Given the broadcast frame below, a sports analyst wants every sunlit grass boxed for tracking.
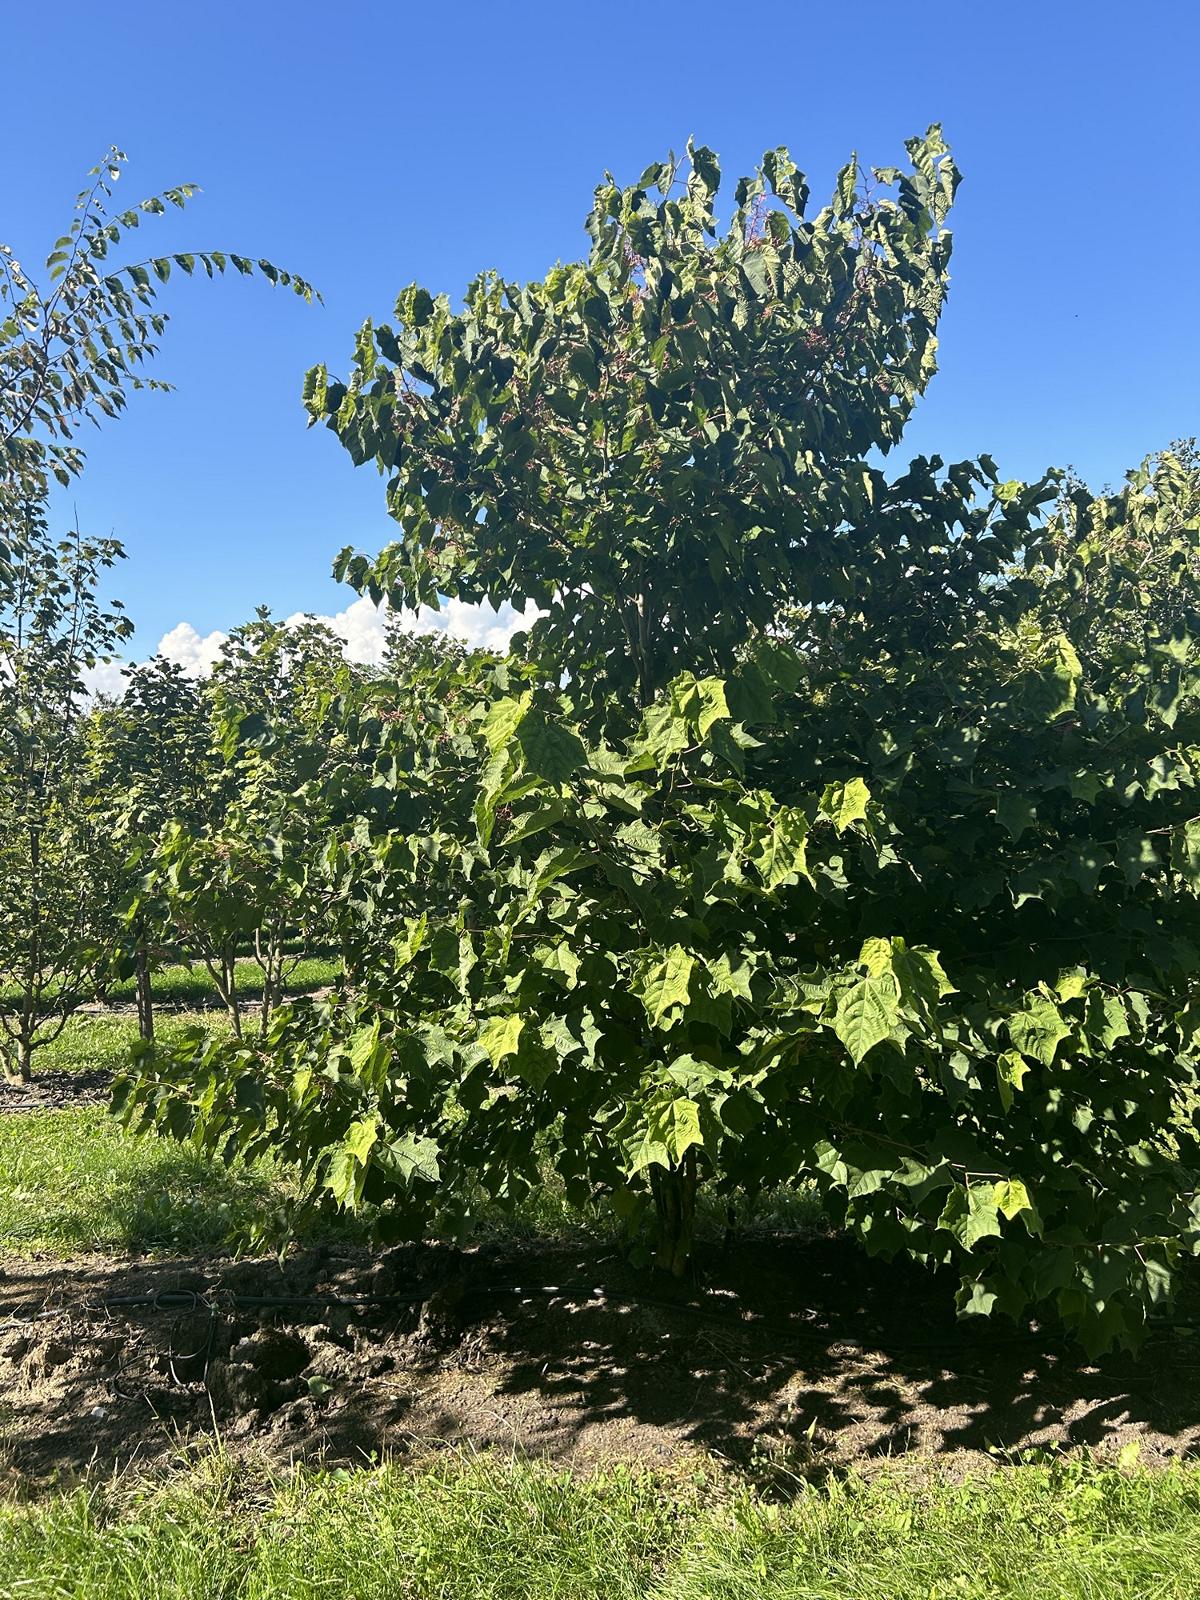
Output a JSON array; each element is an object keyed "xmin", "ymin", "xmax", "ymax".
[
  {"xmin": 1, "ymin": 1451, "xmax": 1197, "ymax": 1600},
  {"xmin": 0, "ymin": 954, "xmax": 339, "ymax": 1013},
  {"xmin": 0, "ymin": 1107, "xmax": 313, "ymax": 1255}
]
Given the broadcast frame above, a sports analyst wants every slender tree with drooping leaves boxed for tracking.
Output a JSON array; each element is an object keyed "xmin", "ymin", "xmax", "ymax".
[
  {"xmin": 1, "ymin": 146, "xmax": 317, "ymax": 508},
  {"xmin": 0, "ymin": 149, "xmax": 317, "ymax": 1070}
]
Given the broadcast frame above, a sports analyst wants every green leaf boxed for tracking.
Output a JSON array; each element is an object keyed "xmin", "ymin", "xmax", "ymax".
[
  {"xmin": 516, "ymin": 709, "xmax": 587, "ymax": 784},
  {"xmin": 636, "ymin": 947, "xmax": 696, "ymax": 1030},
  {"xmin": 821, "ymin": 776, "xmax": 872, "ymax": 832},
  {"xmin": 747, "ymin": 806, "xmax": 810, "ymax": 890},
  {"xmin": 344, "ymin": 1116, "xmax": 379, "ymax": 1164},
  {"xmin": 993, "ymin": 1177, "xmax": 1038, "ymax": 1229},
  {"xmin": 833, "ymin": 975, "xmax": 901, "ymax": 1065},
  {"xmin": 995, "ymin": 792, "xmax": 1037, "ymax": 841},
  {"xmin": 384, "ymin": 1133, "xmax": 441, "ymax": 1185},
  {"xmin": 938, "ymin": 1185, "xmax": 1001, "ymax": 1249},
  {"xmin": 482, "ymin": 693, "xmax": 531, "ymax": 755},
  {"xmin": 995, "ymin": 1050, "xmax": 1029, "ymax": 1112},
  {"xmin": 480, "ymin": 1014, "xmax": 525, "ymax": 1066},
  {"xmin": 627, "ymin": 1096, "xmax": 706, "ymax": 1172},
  {"xmin": 1008, "ymin": 996, "xmax": 1071, "ymax": 1066}
]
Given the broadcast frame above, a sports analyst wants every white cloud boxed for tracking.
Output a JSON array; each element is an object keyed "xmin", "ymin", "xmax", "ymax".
[
  {"xmin": 284, "ymin": 594, "xmax": 542, "ymax": 665},
  {"xmin": 106, "ymin": 596, "xmax": 544, "ymax": 688},
  {"xmin": 76, "ymin": 596, "xmax": 541, "ymax": 703},
  {"xmin": 158, "ymin": 621, "xmax": 229, "ymax": 677},
  {"xmin": 80, "ymin": 658, "xmax": 129, "ymax": 700}
]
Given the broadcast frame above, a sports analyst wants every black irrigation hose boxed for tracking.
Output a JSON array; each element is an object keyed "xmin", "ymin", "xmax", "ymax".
[{"xmin": 2, "ymin": 1280, "xmax": 1198, "ymax": 1350}]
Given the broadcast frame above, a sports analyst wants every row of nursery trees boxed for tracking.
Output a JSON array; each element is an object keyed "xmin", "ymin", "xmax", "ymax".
[
  {"xmin": 4, "ymin": 133, "xmax": 1200, "ymax": 1352},
  {"xmin": 0, "ymin": 547, "xmax": 429, "ymax": 1073}
]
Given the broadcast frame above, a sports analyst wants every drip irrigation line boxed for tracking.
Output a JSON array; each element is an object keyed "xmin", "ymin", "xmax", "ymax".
[{"xmin": 1, "ymin": 1279, "xmax": 1197, "ymax": 1349}]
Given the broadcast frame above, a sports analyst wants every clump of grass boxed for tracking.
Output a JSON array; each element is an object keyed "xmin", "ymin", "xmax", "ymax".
[
  {"xmin": 1, "ymin": 1451, "xmax": 1198, "ymax": 1600},
  {"xmin": 663, "ymin": 1448, "xmax": 1200, "ymax": 1598}
]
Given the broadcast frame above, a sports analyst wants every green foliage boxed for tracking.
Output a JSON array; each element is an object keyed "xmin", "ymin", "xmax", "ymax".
[
  {"xmin": 0, "ymin": 509, "xmax": 132, "ymax": 1080},
  {"xmin": 1, "ymin": 147, "xmax": 316, "ymax": 505},
  {"xmin": 1, "ymin": 151, "xmax": 317, "ymax": 1066},
  {"xmin": 120, "ymin": 131, "xmax": 1200, "ymax": 1351},
  {"xmin": 310, "ymin": 129, "xmax": 958, "ymax": 713},
  {"xmin": 116, "ymin": 613, "xmax": 355, "ymax": 1037}
]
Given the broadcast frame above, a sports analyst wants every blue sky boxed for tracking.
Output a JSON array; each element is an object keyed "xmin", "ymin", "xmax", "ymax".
[{"xmin": 7, "ymin": 0, "xmax": 1199, "ymax": 665}]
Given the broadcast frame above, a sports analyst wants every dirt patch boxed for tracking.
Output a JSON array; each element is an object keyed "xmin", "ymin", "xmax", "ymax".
[
  {"xmin": 2, "ymin": 1235, "xmax": 1198, "ymax": 1489},
  {"xmin": 0, "ymin": 1069, "xmax": 113, "ymax": 1115}
]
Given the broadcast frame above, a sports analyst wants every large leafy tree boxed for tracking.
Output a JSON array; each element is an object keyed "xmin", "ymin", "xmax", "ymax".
[{"xmin": 120, "ymin": 138, "xmax": 1200, "ymax": 1350}]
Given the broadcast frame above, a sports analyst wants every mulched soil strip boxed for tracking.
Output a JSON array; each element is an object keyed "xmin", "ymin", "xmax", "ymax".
[
  {"xmin": 0, "ymin": 1068, "xmax": 113, "ymax": 1114},
  {"xmin": 2, "ymin": 1237, "xmax": 1199, "ymax": 1486}
]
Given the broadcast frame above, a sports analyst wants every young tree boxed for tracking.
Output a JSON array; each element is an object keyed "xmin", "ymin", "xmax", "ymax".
[
  {"xmin": 131, "ymin": 614, "xmax": 355, "ymax": 1037},
  {"xmin": 86, "ymin": 657, "xmax": 214, "ymax": 1038},
  {"xmin": 0, "ymin": 505, "xmax": 131, "ymax": 1081},
  {"xmin": 1, "ymin": 150, "xmax": 316, "ymax": 1068},
  {"xmin": 1, "ymin": 148, "xmax": 316, "ymax": 508}
]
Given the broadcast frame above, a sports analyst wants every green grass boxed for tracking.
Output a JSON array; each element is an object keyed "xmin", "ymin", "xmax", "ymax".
[
  {"xmin": 0, "ymin": 1107, "xmax": 307, "ymax": 1255},
  {"xmin": 33, "ymin": 1012, "xmax": 226, "ymax": 1076},
  {"xmin": 1, "ymin": 955, "xmax": 340, "ymax": 1013},
  {"xmin": 0, "ymin": 1452, "xmax": 1197, "ymax": 1599},
  {"xmin": 1, "ymin": 1013, "xmax": 363, "ymax": 1256},
  {"xmin": 102, "ymin": 954, "xmax": 339, "ymax": 1010}
]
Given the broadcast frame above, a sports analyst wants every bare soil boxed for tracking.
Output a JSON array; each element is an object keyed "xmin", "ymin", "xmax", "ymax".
[
  {"xmin": 0, "ymin": 1070, "xmax": 114, "ymax": 1115},
  {"xmin": 2, "ymin": 1235, "xmax": 1198, "ymax": 1489}
]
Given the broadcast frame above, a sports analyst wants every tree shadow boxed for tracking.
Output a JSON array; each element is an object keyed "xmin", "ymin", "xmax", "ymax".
[{"xmin": 1, "ymin": 1235, "xmax": 1197, "ymax": 1484}]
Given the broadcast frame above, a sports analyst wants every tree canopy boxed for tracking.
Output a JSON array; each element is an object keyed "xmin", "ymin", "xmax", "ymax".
[{"xmin": 114, "ymin": 133, "xmax": 1200, "ymax": 1352}]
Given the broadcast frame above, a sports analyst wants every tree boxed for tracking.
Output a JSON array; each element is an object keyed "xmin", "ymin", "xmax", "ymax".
[
  {"xmin": 86, "ymin": 656, "xmax": 214, "ymax": 1038},
  {"xmin": 0, "ymin": 505, "xmax": 131, "ymax": 1081},
  {"xmin": 2, "ymin": 148, "xmax": 316, "ymax": 509},
  {"xmin": 119, "ymin": 136, "xmax": 1200, "ymax": 1350},
  {"xmin": 129, "ymin": 613, "xmax": 355, "ymax": 1037},
  {"xmin": 0, "ymin": 150, "xmax": 316, "ymax": 1069},
  {"xmin": 309, "ymin": 128, "xmax": 958, "ymax": 716}
]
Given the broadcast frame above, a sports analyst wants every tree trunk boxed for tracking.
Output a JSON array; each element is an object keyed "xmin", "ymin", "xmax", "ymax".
[
  {"xmin": 223, "ymin": 946, "xmax": 242, "ymax": 1038},
  {"xmin": 651, "ymin": 1150, "xmax": 698, "ymax": 1277},
  {"xmin": 8, "ymin": 1038, "xmax": 34, "ymax": 1086},
  {"xmin": 135, "ymin": 945, "xmax": 154, "ymax": 1042}
]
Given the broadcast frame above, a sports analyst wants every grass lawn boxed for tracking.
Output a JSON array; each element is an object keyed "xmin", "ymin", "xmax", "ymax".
[
  {"xmin": 0, "ymin": 1012, "xmax": 360, "ymax": 1255},
  {"xmin": 0, "ymin": 954, "xmax": 340, "ymax": 1014},
  {"xmin": 1, "ymin": 1451, "xmax": 1198, "ymax": 1599},
  {"xmin": 32, "ymin": 1011, "xmax": 229, "ymax": 1076},
  {"xmin": 103, "ymin": 953, "xmax": 340, "ymax": 1009},
  {"xmin": 0, "ymin": 1106, "xmax": 310, "ymax": 1255}
]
